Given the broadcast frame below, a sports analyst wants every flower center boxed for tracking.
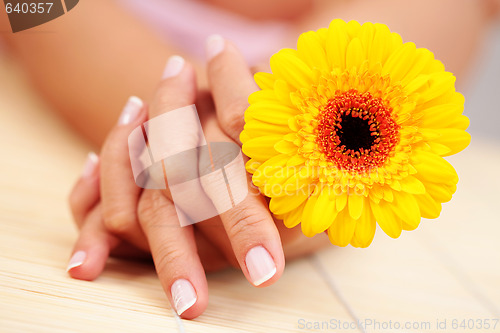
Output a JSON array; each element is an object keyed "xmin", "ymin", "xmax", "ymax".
[
  {"xmin": 337, "ymin": 112, "xmax": 375, "ymax": 151},
  {"xmin": 316, "ymin": 90, "xmax": 400, "ymax": 171}
]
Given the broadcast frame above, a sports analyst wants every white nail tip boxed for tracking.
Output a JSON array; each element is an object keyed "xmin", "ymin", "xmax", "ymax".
[
  {"xmin": 163, "ymin": 55, "xmax": 185, "ymax": 79},
  {"xmin": 66, "ymin": 251, "xmax": 86, "ymax": 272},
  {"xmin": 245, "ymin": 246, "xmax": 277, "ymax": 286},
  {"xmin": 252, "ymin": 266, "xmax": 277, "ymax": 286},
  {"xmin": 171, "ymin": 279, "xmax": 197, "ymax": 316},
  {"xmin": 128, "ymin": 96, "xmax": 143, "ymax": 109},
  {"xmin": 118, "ymin": 96, "xmax": 143, "ymax": 125},
  {"xmin": 206, "ymin": 34, "xmax": 225, "ymax": 60},
  {"xmin": 176, "ymin": 297, "xmax": 197, "ymax": 316}
]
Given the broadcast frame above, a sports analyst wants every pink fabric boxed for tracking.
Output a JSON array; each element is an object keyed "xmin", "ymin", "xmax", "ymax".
[{"xmin": 118, "ymin": 0, "xmax": 291, "ymax": 65}]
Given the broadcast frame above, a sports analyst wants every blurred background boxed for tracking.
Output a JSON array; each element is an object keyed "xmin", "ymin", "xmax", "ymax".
[{"xmin": 464, "ymin": 21, "xmax": 500, "ymax": 142}]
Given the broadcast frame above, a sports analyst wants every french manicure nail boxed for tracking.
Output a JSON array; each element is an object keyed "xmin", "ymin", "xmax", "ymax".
[
  {"xmin": 245, "ymin": 246, "xmax": 277, "ymax": 286},
  {"xmin": 171, "ymin": 279, "xmax": 197, "ymax": 316},
  {"xmin": 82, "ymin": 152, "xmax": 98, "ymax": 179},
  {"xmin": 162, "ymin": 55, "xmax": 185, "ymax": 79},
  {"xmin": 118, "ymin": 96, "xmax": 143, "ymax": 125},
  {"xmin": 66, "ymin": 251, "xmax": 86, "ymax": 272},
  {"xmin": 206, "ymin": 34, "xmax": 225, "ymax": 60}
]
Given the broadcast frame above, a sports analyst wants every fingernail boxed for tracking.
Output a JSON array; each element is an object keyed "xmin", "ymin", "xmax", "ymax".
[
  {"xmin": 66, "ymin": 251, "xmax": 86, "ymax": 272},
  {"xmin": 171, "ymin": 279, "xmax": 197, "ymax": 316},
  {"xmin": 118, "ymin": 96, "xmax": 143, "ymax": 125},
  {"xmin": 82, "ymin": 152, "xmax": 99, "ymax": 179},
  {"xmin": 162, "ymin": 55, "xmax": 185, "ymax": 79},
  {"xmin": 206, "ymin": 34, "xmax": 225, "ymax": 60},
  {"xmin": 245, "ymin": 246, "xmax": 277, "ymax": 286}
]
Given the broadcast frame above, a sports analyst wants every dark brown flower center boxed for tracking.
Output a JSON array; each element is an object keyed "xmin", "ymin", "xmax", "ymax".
[{"xmin": 316, "ymin": 90, "xmax": 400, "ymax": 171}]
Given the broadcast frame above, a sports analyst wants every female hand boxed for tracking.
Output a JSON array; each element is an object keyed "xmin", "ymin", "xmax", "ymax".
[{"xmin": 68, "ymin": 36, "xmax": 330, "ymax": 319}]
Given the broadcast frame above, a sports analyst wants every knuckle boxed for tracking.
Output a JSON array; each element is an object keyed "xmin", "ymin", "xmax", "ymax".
[
  {"xmin": 137, "ymin": 190, "xmax": 170, "ymax": 228},
  {"xmin": 155, "ymin": 246, "xmax": 187, "ymax": 277},
  {"xmin": 225, "ymin": 206, "xmax": 267, "ymax": 241},
  {"xmin": 102, "ymin": 209, "xmax": 137, "ymax": 235}
]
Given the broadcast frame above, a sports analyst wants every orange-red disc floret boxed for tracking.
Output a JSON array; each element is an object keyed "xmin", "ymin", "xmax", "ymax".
[{"xmin": 316, "ymin": 90, "xmax": 400, "ymax": 172}]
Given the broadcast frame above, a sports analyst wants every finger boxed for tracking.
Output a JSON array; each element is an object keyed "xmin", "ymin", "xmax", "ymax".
[
  {"xmin": 201, "ymin": 116, "xmax": 285, "ymax": 287},
  {"xmin": 206, "ymin": 35, "xmax": 259, "ymax": 144},
  {"xmin": 218, "ymin": 180, "xmax": 285, "ymax": 287},
  {"xmin": 100, "ymin": 96, "xmax": 149, "ymax": 251},
  {"xmin": 150, "ymin": 55, "xmax": 197, "ymax": 118},
  {"xmin": 67, "ymin": 204, "xmax": 120, "ymax": 281},
  {"xmin": 138, "ymin": 190, "xmax": 208, "ymax": 319},
  {"xmin": 68, "ymin": 152, "xmax": 100, "ymax": 228},
  {"xmin": 146, "ymin": 56, "xmax": 213, "ymax": 229}
]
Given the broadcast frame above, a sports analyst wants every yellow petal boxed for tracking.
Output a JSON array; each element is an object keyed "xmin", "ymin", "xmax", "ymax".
[
  {"xmin": 242, "ymin": 135, "xmax": 282, "ymax": 160},
  {"xmin": 414, "ymin": 192, "xmax": 442, "ymax": 219},
  {"xmin": 326, "ymin": 19, "xmax": 349, "ymax": 71},
  {"xmin": 401, "ymin": 48, "xmax": 434, "ymax": 85},
  {"xmin": 248, "ymin": 89, "xmax": 278, "ymax": 104},
  {"xmin": 400, "ymin": 176, "xmax": 426, "ymax": 194},
  {"xmin": 346, "ymin": 20, "xmax": 362, "ymax": 38},
  {"xmin": 245, "ymin": 159, "xmax": 261, "ymax": 174},
  {"xmin": 382, "ymin": 42, "xmax": 417, "ymax": 83},
  {"xmin": 359, "ymin": 22, "xmax": 375, "ymax": 60},
  {"xmin": 369, "ymin": 23, "xmax": 393, "ymax": 67},
  {"xmin": 424, "ymin": 182, "xmax": 455, "ymax": 203},
  {"xmin": 427, "ymin": 142, "xmax": 452, "ymax": 156},
  {"xmin": 274, "ymin": 140, "xmax": 298, "ymax": 155},
  {"xmin": 240, "ymin": 130, "xmax": 251, "ymax": 144},
  {"xmin": 286, "ymin": 154, "xmax": 306, "ymax": 167},
  {"xmin": 265, "ymin": 166, "xmax": 296, "ymax": 190},
  {"xmin": 383, "ymin": 186, "xmax": 394, "ymax": 202},
  {"xmin": 348, "ymin": 194, "xmax": 364, "ymax": 220},
  {"xmin": 418, "ymin": 72, "xmax": 456, "ymax": 104},
  {"xmin": 312, "ymin": 187, "xmax": 339, "ymax": 233},
  {"xmin": 252, "ymin": 154, "xmax": 289, "ymax": 185},
  {"xmin": 254, "ymin": 72, "xmax": 275, "ymax": 90},
  {"xmin": 327, "ymin": 208, "xmax": 357, "ymax": 247},
  {"xmin": 302, "ymin": 194, "xmax": 319, "ymax": 237},
  {"xmin": 346, "ymin": 38, "xmax": 364, "ymax": 70},
  {"xmin": 429, "ymin": 129, "xmax": 471, "ymax": 156},
  {"xmin": 270, "ymin": 187, "xmax": 312, "ymax": 215},
  {"xmin": 274, "ymin": 79, "xmax": 295, "ymax": 107},
  {"xmin": 391, "ymin": 191, "xmax": 421, "ymax": 228},
  {"xmin": 282, "ymin": 201, "xmax": 306, "ymax": 228},
  {"xmin": 243, "ymin": 121, "xmax": 290, "ymax": 138},
  {"xmin": 245, "ymin": 103, "xmax": 298, "ymax": 125},
  {"xmin": 282, "ymin": 169, "xmax": 314, "ymax": 192},
  {"xmin": 370, "ymin": 199, "xmax": 402, "ymax": 239},
  {"xmin": 411, "ymin": 151, "xmax": 458, "ymax": 183},
  {"xmin": 335, "ymin": 191, "xmax": 348, "ymax": 211},
  {"xmin": 270, "ymin": 49, "xmax": 314, "ymax": 90},
  {"xmin": 297, "ymin": 31, "xmax": 329, "ymax": 71},
  {"xmin": 446, "ymin": 115, "xmax": 470, "ymax": 131},
  {"xmin": 418, "ymin": 104, "xmax": 464, "ymax": 128},
  {"xmin": 402, "ymin": 220, "xmax": 420, "ymax": 231},
  {"xmin": 351, "ymin": 203, "xmax": 376, "ymax": 248}
]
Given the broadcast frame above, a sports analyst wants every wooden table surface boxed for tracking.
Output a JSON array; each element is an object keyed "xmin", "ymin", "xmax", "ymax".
[{"xmin": 1, "ymin": 53, "xmax": 499, "ymax": 333}]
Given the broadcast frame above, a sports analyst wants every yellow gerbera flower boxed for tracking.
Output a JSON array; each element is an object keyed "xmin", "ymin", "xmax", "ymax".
[{"xmin": 240, "ymin": 19, "xmax": 471, "ymax": 248}]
